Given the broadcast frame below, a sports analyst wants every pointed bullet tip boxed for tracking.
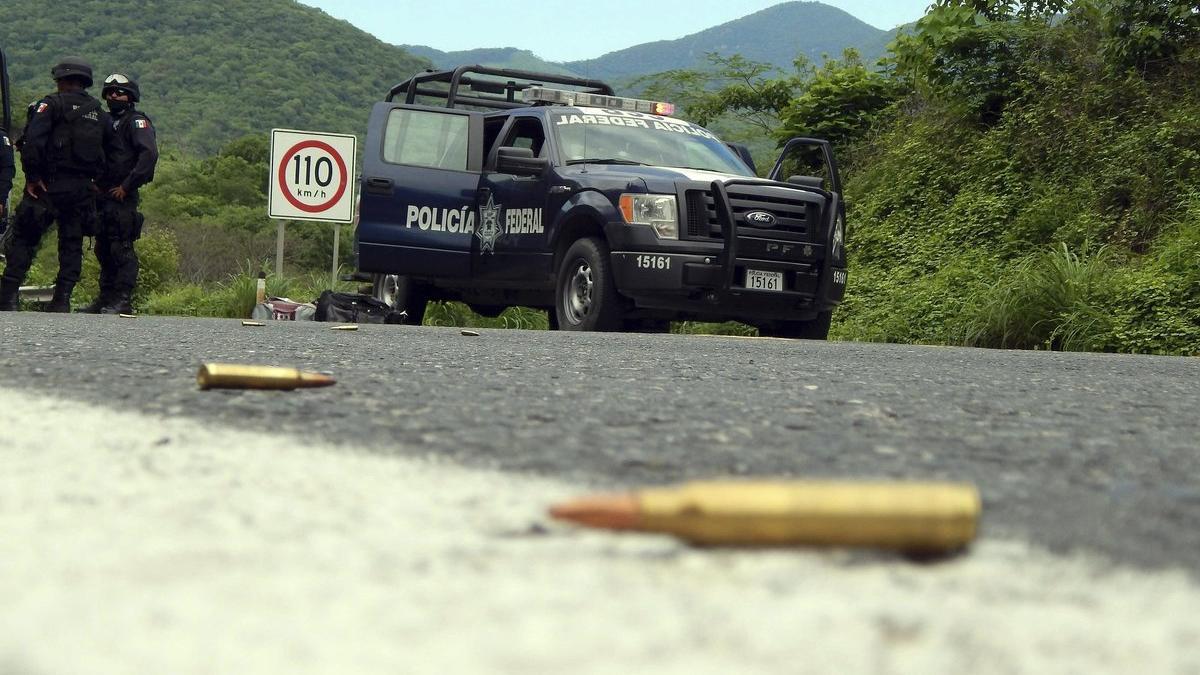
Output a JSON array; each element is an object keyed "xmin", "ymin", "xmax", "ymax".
[{"xmin": 549, "ymin": 493, "xmax": 640, "ymax": 530}]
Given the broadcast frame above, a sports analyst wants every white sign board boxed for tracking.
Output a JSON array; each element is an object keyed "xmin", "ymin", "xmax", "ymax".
[{"xmin": 269, "ymin": 129, "xmax": 357, "ymax": 223}]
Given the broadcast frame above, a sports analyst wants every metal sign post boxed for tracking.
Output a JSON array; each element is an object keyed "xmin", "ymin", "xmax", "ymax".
[{"xmin": 267, "ymin": 128, "xmax": 357, "ymax": 286}]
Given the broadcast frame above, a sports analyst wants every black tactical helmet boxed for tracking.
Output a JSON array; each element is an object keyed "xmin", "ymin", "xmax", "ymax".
[
  {"xmin": 102, "ymin": 73, "xmax": 140, "ymax": 102},
  {"xmin": 50, "ymin": 57, "xmax": 94, "ymax": 87}
]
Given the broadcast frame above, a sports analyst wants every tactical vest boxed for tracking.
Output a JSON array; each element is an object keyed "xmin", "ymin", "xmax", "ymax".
[
  {"xmin": 48, "ymin": 91, "xmax": 105, "ymax": 178},
  {"xmin": 104, "ymin": 111, "xmax": 152, "ymax": 187}
]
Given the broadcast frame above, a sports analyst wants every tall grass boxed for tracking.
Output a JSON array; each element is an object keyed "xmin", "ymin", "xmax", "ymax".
[
  {"xmin": 423, "ymin": 302, "xmax": 550, "ymax": 330},
  {"xmin": 958, "ymin": 243, "xmax": 1115, "ymax": 350},
  {"xmin": 141, "ymin": 263, "xmax": 355, "ymax": 318}
]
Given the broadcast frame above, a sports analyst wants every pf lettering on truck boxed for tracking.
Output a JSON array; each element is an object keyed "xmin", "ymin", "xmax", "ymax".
[{"xmin": 353, "ymin": 65, "xmax": 847, "ymax": 338}]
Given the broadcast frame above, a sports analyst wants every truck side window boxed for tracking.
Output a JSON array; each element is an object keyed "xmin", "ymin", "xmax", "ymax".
[
  {"xmin": 501, "ymin": 117, "xmax": 547, "ymax": 159},
  {"xmin": 383, "ymin": 109, "xmax": 470, "ymax": 171},
  {"xmin": 775, "ymin": 148, "xmax": 828, "ymax": 190}
]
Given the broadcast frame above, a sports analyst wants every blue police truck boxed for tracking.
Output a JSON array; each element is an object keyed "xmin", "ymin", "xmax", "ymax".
[{"xmin": 355, "ymin": 66, "xmax": 847, "ymax": 338}]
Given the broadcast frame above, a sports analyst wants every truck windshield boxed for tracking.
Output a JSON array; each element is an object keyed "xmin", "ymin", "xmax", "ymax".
[{"xmin": 551, "ymin": 109, "xmax": 753, "ymax": 176}]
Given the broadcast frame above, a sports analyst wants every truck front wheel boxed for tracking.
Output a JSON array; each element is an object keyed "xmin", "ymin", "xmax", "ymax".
[
  {"xmin": 555, "ymin": 237, "xmax": 622, "ymax": 332},
  {"xmin": 372, "ymin": 273, "xmax": 427, "ymax": 326}
]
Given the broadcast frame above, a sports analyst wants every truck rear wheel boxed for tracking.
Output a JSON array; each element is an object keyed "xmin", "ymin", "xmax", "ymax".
[
  {"xmin": 372, "ymin": 273, "xmax": 427, "ymax": 326},
  {"xmin": 555, "ymin": 237, "xmax": 622, "ymax": 332},
  {"xmin": 758, "ymin": 311, "xmax": 832, "ymax": 340}
]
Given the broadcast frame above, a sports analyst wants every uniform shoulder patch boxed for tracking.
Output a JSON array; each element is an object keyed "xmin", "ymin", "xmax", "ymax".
[
  {"xmin": 134, "ymin": 118, "xmax": 150, "ymax": 129},
  {"xmin": 2, "ymin": 135, "xmax": 10, "ymax": 146},
  {"xmin": 36, "ymin": 102, "xmax": 50, "ymax": 114}
]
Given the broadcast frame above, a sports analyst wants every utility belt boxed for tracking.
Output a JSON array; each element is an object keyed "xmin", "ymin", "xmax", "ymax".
[{"xmin": 47, "ymin": 171, "xmax": 99, "ymax": 188}]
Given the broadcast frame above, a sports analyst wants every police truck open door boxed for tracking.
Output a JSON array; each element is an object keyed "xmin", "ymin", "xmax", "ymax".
[{"xmin": 0, "ymin": 48, "xmax": 11, "ymax": 138}]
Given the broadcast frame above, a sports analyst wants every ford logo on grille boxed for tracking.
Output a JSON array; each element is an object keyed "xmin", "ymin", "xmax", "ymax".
[{"xmin": 745, "ymin": 210, "xmax": 777, "ymax": 227}]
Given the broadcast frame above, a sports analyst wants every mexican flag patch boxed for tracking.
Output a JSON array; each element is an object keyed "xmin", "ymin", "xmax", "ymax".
[
  {"xmin": 134, "ymin": 118, "xmax": 150, "ymax": 129},
  {"xmin": 36, "ymin": 102, "xmax": 49, "ymax": 114}
]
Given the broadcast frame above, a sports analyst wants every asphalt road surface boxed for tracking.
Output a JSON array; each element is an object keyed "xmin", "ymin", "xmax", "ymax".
[{"xmin": 2, "ymin": 313, "xmax": 1198, "ymax": 673}]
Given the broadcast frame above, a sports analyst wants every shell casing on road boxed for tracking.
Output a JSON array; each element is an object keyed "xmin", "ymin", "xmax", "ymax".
[
  {"xmin": 639, "ymin": 481, "xmax": 980, "ymax": 551},
  {"xmin": 196, "ymin": 363, "xmax": 336, "ymax": 391},
  {"xmin": 241, "ymin": 320, "xmax": 265, "ymax": 327},
  {"xmin": 553, "ymin": 481, "xmax": 980, "ymax": 552},
  {"xmin": 331, "ymin": 324, "xmax": 359, "ymax": 331}
]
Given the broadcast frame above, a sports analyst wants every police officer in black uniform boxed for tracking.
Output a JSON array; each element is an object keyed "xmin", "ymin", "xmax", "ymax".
[
  {"xmin": 1, "ymin": 102, "xmax": 49, "ymax": 263},
  {"xmin": 0, "ymin": 57, "xmax": 110, "ymax": 312},
  {"xmin": 84, "ymin": 73, "xmax": 158, "ymax": 314}
]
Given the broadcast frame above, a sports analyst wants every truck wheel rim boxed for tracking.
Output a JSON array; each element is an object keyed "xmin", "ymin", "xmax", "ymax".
[
  {"xmin": 565, "ymin": 261, "xmax": 593, "ymax": 323},
  {"xmin": 375, "ymin": 274, "xmax": 399, "ymax": 308}
]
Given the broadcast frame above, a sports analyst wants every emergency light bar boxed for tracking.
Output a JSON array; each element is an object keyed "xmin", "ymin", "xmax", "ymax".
[{"xmin": 522, "ymin": 86, "xmax": 676, "ymax": 116}]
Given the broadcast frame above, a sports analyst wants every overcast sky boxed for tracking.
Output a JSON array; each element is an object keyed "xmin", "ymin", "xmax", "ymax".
[{"xmin": 300, "ymin": 1, "xmax": 932, "ymax": 62}]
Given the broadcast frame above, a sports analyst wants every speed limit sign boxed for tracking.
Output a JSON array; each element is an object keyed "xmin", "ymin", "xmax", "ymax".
[{"xmin": 269, "ymin": 129, "xmax": 356, "ymax": 223}]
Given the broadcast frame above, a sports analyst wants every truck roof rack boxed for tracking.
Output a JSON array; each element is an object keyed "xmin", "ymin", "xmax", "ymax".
[{"xmin": 386, "ymin": 65, "xmax": 615, "ymax": 110}]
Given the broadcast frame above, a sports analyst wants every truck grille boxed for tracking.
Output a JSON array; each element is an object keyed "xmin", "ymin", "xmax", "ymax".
[{"xmin": 684, "ymin": 184, "xmax": 822, "ymax": 242}]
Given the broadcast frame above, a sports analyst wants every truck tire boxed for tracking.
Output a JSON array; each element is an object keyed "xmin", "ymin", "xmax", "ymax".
[
  {"xmin": 555, "ymin": 237, "xmax": 622, "ymax": 332},
  {"xmin": 372, "ymin": 273, "xmax": 427, "ymax": 326},
  {"xmin": 758, "ymin": 311, "xmax": 832, "ymax": 340}
]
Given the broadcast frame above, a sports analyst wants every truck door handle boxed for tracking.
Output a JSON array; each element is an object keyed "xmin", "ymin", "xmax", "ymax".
[{"xmin": 365, "ymin": 177, "xmax": 393, "ymax": 195}]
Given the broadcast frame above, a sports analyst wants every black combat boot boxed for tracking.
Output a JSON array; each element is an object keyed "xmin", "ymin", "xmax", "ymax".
[
  {"xmin": 100, "ymin": 292, "xmax": 134, "ymax": 315},
  {"xmin": 79, "ymin": 292, "xmax": 112, "ymax": 314},
  {"xmin": 45, "ymin": 284, "xmax": 74, "ymax": 313},
  {"xmin": 0, "ymin": 279, "xmax": 19, "ymax": 311}
]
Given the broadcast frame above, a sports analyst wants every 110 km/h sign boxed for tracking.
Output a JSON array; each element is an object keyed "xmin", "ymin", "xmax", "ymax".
[{"xmin": 269, "ymin": 129, "xmax": 357, "ymax": 223}]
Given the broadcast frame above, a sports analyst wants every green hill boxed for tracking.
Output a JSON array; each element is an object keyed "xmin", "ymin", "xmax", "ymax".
[
  {"xmin": 0, "ymin": 0, "xmax": 429, "ymax": 154},
  {"xmin": 402, "ymin": 46, "xmax": 583, "ymax": 78},
  {"xmin": 565, "ymin": 2, "xmax": 888, "ymax": 81}
]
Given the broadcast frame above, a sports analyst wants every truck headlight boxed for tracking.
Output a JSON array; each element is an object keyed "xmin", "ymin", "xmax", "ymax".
[{"xmin": 619, "ymin": 194, "xmax": 678, "ymax": 240}]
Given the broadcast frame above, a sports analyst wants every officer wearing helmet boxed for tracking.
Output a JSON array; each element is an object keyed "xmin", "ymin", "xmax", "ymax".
[
  {"xmin": 0, "ymin": 57, "xmax": 111, "ymax": 312},
  {"xmin": 84, "ymin": 72, "xmax": 158, "ymax": 314}
]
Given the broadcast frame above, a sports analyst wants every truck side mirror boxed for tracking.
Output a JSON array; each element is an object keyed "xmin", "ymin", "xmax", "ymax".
[{"xmin": 496, "ymin": 146, "xmax": 548, "ymax": 177}]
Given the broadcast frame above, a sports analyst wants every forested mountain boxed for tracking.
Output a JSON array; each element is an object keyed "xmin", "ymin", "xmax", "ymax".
[
  {"xmin": 403, "ymin": 2, "xmax": 893, "ymax": 82},
  {"xmin": 564, "ymin": 2, "xmax": 889, "ymax": 81},
  {"xmin": 402, "ymin": 46, "xmax": 583, "ymax": 78},
  {"xmin": 0, "ymin": 0, "xmax": 428, "ymax": 154}
]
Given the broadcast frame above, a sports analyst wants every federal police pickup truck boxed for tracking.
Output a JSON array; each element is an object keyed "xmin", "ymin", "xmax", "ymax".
[{"xmin": 355, "ymin": 66, "xmax": 847, "ymax": 338}]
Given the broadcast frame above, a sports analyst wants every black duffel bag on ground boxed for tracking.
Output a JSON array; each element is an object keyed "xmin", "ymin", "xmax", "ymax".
[{"xmin": 315, "ymin": 291, "xmax": 406, "ymax": 324}]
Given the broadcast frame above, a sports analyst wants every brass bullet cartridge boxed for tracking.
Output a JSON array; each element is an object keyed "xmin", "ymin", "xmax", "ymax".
[
  {"xmin": 241, "ymin": 320, "xmax": 265, "ymax": 327},
  {"xmin": 461, "ymin": 329, "xmax": 480, "ymax": 337},
  {"xmin": 196, "ymin": 363, "xmax": 337, "ymax": 391},
  {"xmin": 331, "ymin": 324, "xmax": 359, "ymax": 331},
  {"xmin": 119, "ymin": 313, "xmax": 137, "ymax": 319},
  {"xmin": 550, "ymin": 480, "xmax": 980, "ymax": 552}
]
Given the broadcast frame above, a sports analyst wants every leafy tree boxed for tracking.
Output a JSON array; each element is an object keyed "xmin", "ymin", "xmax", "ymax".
[
  {"xmin": 890, "ymin": 0, "xmax": 1065, "ymax": 124},
  {"xmin": 932, "ymin": 0, "xmax": 1069, "ymax": 20},
  {"xmin": 634, "ymin": 53, "xmax": 806, "ymax": 134},
  {"xmin": 1073, "ymin": 0, "xmax": 1200, "ymax": 71},
  {"xmin": 775, "ymin": 50, "xmax": 901, "ymax": 150}
]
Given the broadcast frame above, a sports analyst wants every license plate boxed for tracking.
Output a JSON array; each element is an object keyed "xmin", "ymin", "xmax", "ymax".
[{"xmin": 744, "ymin": 269, "xmax": 783, "ymax": 291}]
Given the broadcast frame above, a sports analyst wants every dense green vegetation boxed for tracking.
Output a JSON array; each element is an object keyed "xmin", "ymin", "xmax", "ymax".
[
  {"xmin": 647, "ymin": 0, "xmax": 1200, "ymax": 354},
  {"xmin": 0, "ymin": 0, "xmax": 428, "ymax": 153},
  {"xmin": 835, "ymin": 0, "xmax": 1200, "ymax": 354}
]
